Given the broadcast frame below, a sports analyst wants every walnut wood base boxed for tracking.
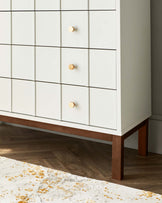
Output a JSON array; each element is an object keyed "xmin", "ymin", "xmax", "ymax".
[
  {"xmin": 112, "ymin": 119, "xmax": 148, "ymax": 180},
  {"xmin": 0, "ymin": 115, "xmax": 149, "ymax": 181}
]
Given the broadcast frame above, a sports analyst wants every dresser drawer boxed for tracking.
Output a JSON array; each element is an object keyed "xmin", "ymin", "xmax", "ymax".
[
  {"xmin": 61, "ymin": 0, "xmax": 88, "ymax": 10},
  {"xmin": 36, "ymin": 47, "xmax": 60, "ymax": 83},
  {"xmin": 0, "ymin": 12, "xmax": 11, "ymax": 44},
  {"xmin": 62, "ymin": 85, "xmax": 88, "ymax": 125},
  {"xmin": 0, "ymin": 45, "xmax": 11, "ymax": 77},
  {"xmin": 0, "ymin": 0, "xmax": 10, "ymax": 10},
  {"xmin": 12, "ymin": 12, "xmax": 34, "ymax": 45},
  {"xmin": 36, "ymin": 0, "xmax": 60, "ymax": 10},
  {"xmin": 90, "ymin": 11, "xmax": 117, "ymax": 49},
  {"xmin": 62, "ymin": 11, "xmax": 88, "ymax": 48},
  {"xmin": 12, "ymin": 45, "xmax": 34, "ymax": 80},
  {"xmin": 36, "ymin": 82, "xmax": 60, "ymax": 120},
  {"xmin": 90, "ymin": 88, "xmax": 117, "ymax": 129},
  {"xmin": 12, "ymin": 80, "xmax": 35, "ymax": 116},
  {"xmin": 62, "ymin": 48, "xmax": 88, "ymax": 86},
  {"xmin": 89, "ymin": 0, "xmax": 116, "ymax": 10},
  {"xmin": 36, "ymin": 12, "xmax": 60, "ymax": 46},
  {"xmin": 0, "ymin": 78, "xmax": 11, "ymax": 112},
  {"xmin": 90, "ymin": 49, "xmax": 116, "ymax": 89},
  {"xmin": 12, "ymin": 0, "xmax": 34, "ymax": 10}
]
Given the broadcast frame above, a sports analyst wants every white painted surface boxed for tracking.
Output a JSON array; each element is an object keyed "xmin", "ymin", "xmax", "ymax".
[
  {"xmin": 62, "ymin": 85, "xmax": 89, "ymax": 125},
  {"xmin": 0, "ymin": 12, "xmax": 11, "ymax": 44},
  {"xmin": 61, "ymin": 0, "xmax": 88, "ymax": 10},
  {"xmin": 89, "ymin": 0, "xmax": 116, "ymax": 10},
  {"xmin": 36, "ymin": 12, "xmax": 60, "ymax": 46},
  {"xmin": 0, "ymin": 45, "xmax": 11, "ymax": 77},
  {"xmin": 0, "ymin": 0, "xmax": 151, "ymax": 137},
  {"xmin": 0, "ymin": 0, "xmax": 10, "ymax": 10},
  {"xmin": 62, "ymin": 11, "xmax": 88, "ymax": 48},
  {"xmin": 115, "ymin": 0, "xmax": 122, "ymax": 134},
  {"xmin": 120, "ymin": 0, "xmax": 151, "ymax": 133},
  {"xmin": 12, "ymin": 0, "xmax": 34, "ymax": 10},
  {"xmin": 90, "ymin": 49, "xmax": 116, "ymax": 89},
  {"xmin": 12, "ymin": 12, "xmax": 34, "ymax": 45},
  {"xmin": 36, "ymin": 0, "xmax": 60, "ymax": 10},
  {"xmin": 36, "ymin": 82, "xmax": 61, "ymax": 120},
  {"xmin": 0, "ymin": 110, "xmax": 119, "ymax": 135},
  {"xmin": 36, "ymin": 47, "xmax": 60, "ymax": 83},
  {"xmin": 90, "ymin": 88, "xmax": 117, "ymax": 129},
  {"xmin": 90, "ymin": 11, "xmax": 117, "ymax": 49},
  {"xmin": 62, "ymin": 48, "xmax": 88, "ymax": 86},
  {"xmin": 12, "ymin": 46, "xmax": 34, "ymax": 80},
  {"xmin": 0, "ymin": 78, "xmax": 11, "ymax": 111},
  {"xmin": 12, "ymin": 80, "xmax": 35, "ymax": 116}
]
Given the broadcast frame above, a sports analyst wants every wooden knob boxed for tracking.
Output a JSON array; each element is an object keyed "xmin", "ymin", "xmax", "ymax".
[
  {"xmin": 69, "ymin": 26, "xmax": 75, "ymax": 32},
  {"xmin": 69, "ymin": 64, "xmax": 75, "ymax": 70},
  {"xmin": 69, "ymin": 102, "xmax": 75, "ymax": 108}
]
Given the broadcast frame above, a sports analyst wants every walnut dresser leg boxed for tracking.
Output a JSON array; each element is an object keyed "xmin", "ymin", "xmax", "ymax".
[
  {"xmin": 112, "ymin": 135, "xmax": 124, "ymax": 180},
  {"xmin": 138, "ymin": 120, "xmax": 148, "ymax": 156}
]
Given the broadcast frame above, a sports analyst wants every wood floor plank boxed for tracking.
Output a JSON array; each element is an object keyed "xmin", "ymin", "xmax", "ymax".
[{"xmin": 0, "ymin": 123, "xmax": 162, "ymax": 194}]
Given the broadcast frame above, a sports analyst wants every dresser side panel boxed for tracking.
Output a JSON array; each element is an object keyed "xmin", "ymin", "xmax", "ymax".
[{"xmin": 120, "ymin": 0, "xmax": 151, "ymax": 134}]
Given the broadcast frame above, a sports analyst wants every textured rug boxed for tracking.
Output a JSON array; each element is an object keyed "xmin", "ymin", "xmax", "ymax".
[{"xmin": 0, "ymin": 156, "xmax": 162, "ymax": 203}]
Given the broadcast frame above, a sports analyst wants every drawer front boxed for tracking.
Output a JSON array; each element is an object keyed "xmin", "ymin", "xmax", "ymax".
[
  {"xmin": 36, "ymin": 0, "xmax": 60, "ymax": 10},
  {"xmin": 62, "ymin": 85, "xmax": 88, "ymax": 125},
  {"xmin": 0, "ymin": 45, "xmax": 11, "ymax": 77},
  {"xmin": 62, "ymin": 48, "xmax": 88, "ymax": 86},
  {"xmin": 12, "ymin": 12, "xmax": 34, "ymax": 45},
  {"xmin": 12, "ymin": 80, "xmax": 35, "ymax": 115},
  {"xmin": 12, "ymin": 0, "xmax": 34, "ymax": 10},
  {"xmin": 0, "ymin": 78, "xmax": 11, "ymax": 111},
  {"xmin": 36, "ymin": 47, "xmax": 60, "ymax": 83},
  {"xmin": 36, "ymin": 82, "xmax": 60, "ymax": 120},
  {"xmin": 61, "ymin": 0, "xmax": 88, "ymax": 10},
  {"xmin": 36, "ymin": 12, "xmax": 60, "ymax": 46},
  {"xmin": 89, "ymin": 0, "xmax": 116, "ymax": 10},
  {"xmin": 90, "ymin": 88, "xmax": 117, "ymax": 129},
  {"xmin": 0, "ymin": 12, "xmax": 11, "ymax": 44},
  {"xmin": 12, "ymin": 46, "xmax": 34, "ymax": 80},
  {"xmin": 62, "ymin": 11, "xmax": 88, "ymax": 48},
  {"xmin": 0, "ymin": 0, "xmax": 10, "ymax": 10},
  {"xmin": 90, "ymin": 49, "xmax": 116, "ymax": 89},
  {"xmin": 90, "ymin": 11, "xmax": 116, "ymax": 49}
]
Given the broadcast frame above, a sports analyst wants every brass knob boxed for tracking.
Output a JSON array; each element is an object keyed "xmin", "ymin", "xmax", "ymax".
[
  {"xmin": 69, "ymin": 26, "xmax": 75, "ymax": 32},
  {"xmin": 69, "ymin": 102, "xmax": 75, "ymax": 108},
  {"xmin": 69, "ymin": 64, "xmax": 75, "ymax": 70}
]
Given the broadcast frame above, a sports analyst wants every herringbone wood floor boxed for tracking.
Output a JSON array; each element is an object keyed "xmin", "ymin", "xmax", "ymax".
[{"xmin": 0, "ymin": 123, "xmax": 162, "ymax": 194}]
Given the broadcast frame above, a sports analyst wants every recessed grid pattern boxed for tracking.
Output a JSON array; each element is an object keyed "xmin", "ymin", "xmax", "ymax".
[{"xmin": 0, "ymin": 0, "xmax": 117, "ymax": 130}]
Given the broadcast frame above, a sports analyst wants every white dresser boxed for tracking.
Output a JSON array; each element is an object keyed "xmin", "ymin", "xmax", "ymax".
[{"xmin": 0, "ymin": 0, "xmax": 151, "ymax": 180}]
